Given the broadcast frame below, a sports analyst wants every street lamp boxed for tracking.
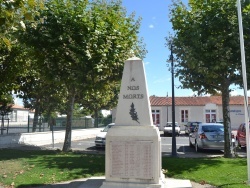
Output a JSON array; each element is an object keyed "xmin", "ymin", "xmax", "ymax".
[{"xmin": 168, "ymin": 42, "xmax": 177, "ymax": 157}]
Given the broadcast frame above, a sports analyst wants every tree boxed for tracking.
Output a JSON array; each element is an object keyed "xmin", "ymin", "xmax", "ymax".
[
  {"xmin": 0, "ymin": 93, "xmax": 13, "ymax": 134},
  {"xmin": 19, "ymin": 0, "xmax": 146, "ymax": 151},
  {"xmin": 0, "ymin": 45, "xmax": 27, "ymax": 96},
  {"xmin": 79, "ymin": 83, "xmax": 120, "ymax": 127},
  {"xmin": 0, "ymin": 0, "xmax": 44, "ymax": 96},
  {"xmin": 169, "ymin": 0, "xmax": 250, "ymax": 157}
]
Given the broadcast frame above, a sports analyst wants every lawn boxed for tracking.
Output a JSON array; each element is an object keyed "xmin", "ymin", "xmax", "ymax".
[{"xmin": 0, "ymin": 148, "xmax": 249, "ymax": 188}]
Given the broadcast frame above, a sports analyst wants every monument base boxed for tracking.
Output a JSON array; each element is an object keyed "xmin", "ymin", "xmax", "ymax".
[
  {"xmin": 100, "ymin": 171, "xmax": 166, "ymax": 188},
  {"xmin": 100, "ymin": 125, "xmax": 165, "ymax": 188}
]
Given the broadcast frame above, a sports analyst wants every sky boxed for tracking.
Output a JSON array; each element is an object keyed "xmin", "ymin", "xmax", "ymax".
[{"xmin": 121, "ymin": 0, "xmax": 246, "ymax": 97}]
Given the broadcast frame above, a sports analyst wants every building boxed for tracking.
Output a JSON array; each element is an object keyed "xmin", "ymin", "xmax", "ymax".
[
  {"xmin": 1, "ymin": 104, "xmax": 34, "ymax": 126},
  {"xmin": 150, "ymin": 95, "xmax": 246, "ymax": 131}
]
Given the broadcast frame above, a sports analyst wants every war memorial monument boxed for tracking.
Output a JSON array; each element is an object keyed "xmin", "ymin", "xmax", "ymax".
[{"xmin": 100, "ymin": 57, "xmax": 165, "ymax": 188}]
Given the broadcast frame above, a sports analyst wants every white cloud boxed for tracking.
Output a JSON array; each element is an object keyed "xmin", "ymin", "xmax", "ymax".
[
  {"xmin": 230, "ymin": 90, "xmax": 250, "ymax": 96},
  {"xmin": 231, "ymin": 90, "xmax": 240, "ymax": 96},
  {"xmin": 144, "ymin": 61, "xmax": 150, "ymax": 65},
  {"xmin": 149, "ymin": 24, "xmax": 154, "ymax": 29}
]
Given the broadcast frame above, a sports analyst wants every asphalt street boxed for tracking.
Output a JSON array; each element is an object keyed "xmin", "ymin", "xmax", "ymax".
[{"xmin": 42, "ymin": 132, "xmax": 246, "ymax": 158}]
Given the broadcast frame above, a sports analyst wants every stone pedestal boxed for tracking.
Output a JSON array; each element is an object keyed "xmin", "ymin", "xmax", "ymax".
[
  {"xmin": 100, "ymin": 57, "xmax": 166, "ymax": 188},
  {"xmin": 100, "ymin": 125, "xmax": 165, "ymax": 188}
]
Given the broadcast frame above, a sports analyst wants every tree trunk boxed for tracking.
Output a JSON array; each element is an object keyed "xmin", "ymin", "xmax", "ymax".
[
  {"xmin": 94, "ymin": 109, "xmax": 98, "ymax": 127},
  {"xmin": 62, "ymin": 89, "xmax": 75, "ymax": 152},
  {"xmin": 221, "ymin": 80, "xmax": 234, "ymax": 158},
  {"xmin": 32, "ymin": 99, "xmax": 41, "ymax": 132}
]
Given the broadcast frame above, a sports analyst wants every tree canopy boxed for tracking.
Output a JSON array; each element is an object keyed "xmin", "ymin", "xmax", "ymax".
[
  {"xmin": 0, "ymin": 0, "xmax": 44, "ymax": 96},
  {"xmin": 17, "ymin": 0, "xmax": 145, "ymax": 151},
  {"xmin": 169, "ymin": 0, "xmax": 250, "ymax": 157}
]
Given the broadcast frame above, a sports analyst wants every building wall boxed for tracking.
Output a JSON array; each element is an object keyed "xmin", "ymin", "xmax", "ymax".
[
  {"xmin": 111, "ymin": 101, "xmax": 246, "ymax": 131},
  {"xmin": 229, "ymin": 105, "xmax": 244, "ymax": 128},
  {"xmin": 151, "ymin": 104, "xmax": 245, "ymax": 131},
  {"xmin": 7, "ymin": 108, "xmax": 34, "ymax": 126}
]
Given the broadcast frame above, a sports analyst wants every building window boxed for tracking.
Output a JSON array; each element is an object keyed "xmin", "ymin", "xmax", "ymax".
[
  {"xmin": 152, "ymin": 110, "xmax": 160, "ymax": 126},
  {"xmin": 9, "ymin": 110, "xmax": 17, "ymax": 122},
  {"xmin": 181, "ymin": 110, "xmax": 188, "ymax": 123},
  {"xmin": 205, "ymin": 109, "xmax": 216, "ymax": 123}
]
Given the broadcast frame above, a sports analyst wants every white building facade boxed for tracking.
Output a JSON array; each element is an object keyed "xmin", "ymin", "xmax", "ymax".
[{"xmin": 150, "ymin": 96, "xmax": 245, "ymax": 131}]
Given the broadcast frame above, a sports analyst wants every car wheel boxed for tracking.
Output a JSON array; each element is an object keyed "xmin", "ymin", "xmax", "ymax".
[{"xmin": 195, "ymin": 141, "xmax": 201, "ymax": 152}]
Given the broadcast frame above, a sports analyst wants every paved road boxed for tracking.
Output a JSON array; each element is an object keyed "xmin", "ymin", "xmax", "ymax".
[{"xmin": 43, "ymin": 132, "xmax": 246, "ymax": 157}]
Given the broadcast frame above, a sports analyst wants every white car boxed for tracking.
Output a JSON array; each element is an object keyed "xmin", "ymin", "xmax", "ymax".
[
  {"xmin": 163, "ymin": 122, "xmax": 180, "ymax": 136},
  {"xmin": 95, "ymin": 123, "xmax": 114, "ymax": 147}
]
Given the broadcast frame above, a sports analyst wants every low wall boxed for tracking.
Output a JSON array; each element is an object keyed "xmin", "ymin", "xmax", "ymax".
[{"xmin": 0, "ymin": 128, "xmax": 102, "ymax": 148}]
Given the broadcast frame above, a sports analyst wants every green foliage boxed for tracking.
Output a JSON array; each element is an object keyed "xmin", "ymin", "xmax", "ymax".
[
  {"xmin": 79, "ymin": 83, "xmax": 120, "ymax": 116},
  {"xmin": 0, "ymin": 93, "xmax": 13, "ymax": 116},
  {"xmin": 169, "ymin": 0, "xmax": 250, "ymax": 157},
  {"xmin": 101, "ymin": 114, "xmax": 112, "ymax": 125},
  {"xmin": 0, "ymin": 45, "xmax": 27, "ymax": 96},
  {"xmin": 0, "ymin": 0, "xmax": 45, "ymax": 96},
  {"xmin": 0, "ymin": 0, "xmax": 44, "ymax": 50},
  {"xmin": 73, "ymin": 103, "xmax": 91, "ymax": 118},
  {"xmin": 16, "ymin": 0, "xmax": 145, "ymax": 150},
  {"xmin": 169, "ymin": 0, "xmax": 250, "ymax": 94}
]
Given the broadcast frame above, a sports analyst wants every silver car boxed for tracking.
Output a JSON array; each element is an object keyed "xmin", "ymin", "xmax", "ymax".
[
  {"xmin": 189, "ymin": 123, "xmax": 234, "ymax": 152},
  {"xmin": 95, "ymin": 123, "xmax": 114, "ymax": 147}
]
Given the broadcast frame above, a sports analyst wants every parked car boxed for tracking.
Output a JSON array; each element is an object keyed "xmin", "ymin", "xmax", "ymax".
[
  {"xmin": 95, "ymin": 123, "xmax": 114, "ymax": 147},
  {"xmin": 184, "ymin": 121, "xmax": 202, "ymax": 134},
  {"xmin": 189, "ymin": 123, "xmax": 235, "ymax": 152},
  {"xmin": 236, "ymin": 122, "xmax": 249, "ymax": 148},
  {"xmin": 163, "ymin": 122, "xmax": 180, "ymax": 136}
]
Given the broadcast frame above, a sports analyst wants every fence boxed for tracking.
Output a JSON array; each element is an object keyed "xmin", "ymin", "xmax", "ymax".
[{"xmin": 0, "ymin": 116, "xmax": 112, "ymax": 135}]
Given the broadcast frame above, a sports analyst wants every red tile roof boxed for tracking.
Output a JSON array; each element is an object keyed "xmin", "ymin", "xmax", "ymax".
[
  {"xmin": 150, "ymin": 96, "xmax": 247, "ymax": 106},
  {"xmin": 12, "ymin": 104, "xmax": 25, "ymax": 109}
]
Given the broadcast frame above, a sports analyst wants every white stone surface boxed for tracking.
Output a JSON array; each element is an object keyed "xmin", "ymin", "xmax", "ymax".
[
  {"xmin": 165, "ymin": 179, "xmax": 192, "ymax": 188},
  {"xmin": 0, "ymin": 128, "xmax": 102, "ymax": 148},
  {"xmin": 115, "ymin": 57, "xmax": 153, "ymax": 126},
  {"xmin": 100, "ymin": 57, "xmax": 164, "ymax": 188},
  {"xmin": 104, "ymin": 126, "xmax": 162, "ymax": 184}
]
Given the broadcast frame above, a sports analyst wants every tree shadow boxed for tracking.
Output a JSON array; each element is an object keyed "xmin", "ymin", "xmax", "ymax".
[{"xmin": 18, "ymin": 177, "xmax": 105, "ymax": 188}]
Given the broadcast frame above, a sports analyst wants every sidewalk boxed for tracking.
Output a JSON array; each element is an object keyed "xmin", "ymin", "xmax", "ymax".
[{"xmin": 37, "ymin": 176, "xmax": 216, "ymax": 188}]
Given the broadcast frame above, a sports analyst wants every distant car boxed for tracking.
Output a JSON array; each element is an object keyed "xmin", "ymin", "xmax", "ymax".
[
  {"xmin": 184, "ymin": 121, "xmax": 202, "ymax": 134},
  {"xmin": 189, "ymin": 123, "xmax": 235, "ymax": 152},
  {"xmin": 216, "ymin": 121, "xmax": 223, "ymax": 124},
  {"xmin": 95, "ymin": 123, "xmax": 114, "ymax": 148},
  {"xmin": 236, "ymin": 122, "xmax": 249, "ymax": 148},
  {"xmin": 163, "ymin": 122, "xmax": 180, "ymax": 136}
]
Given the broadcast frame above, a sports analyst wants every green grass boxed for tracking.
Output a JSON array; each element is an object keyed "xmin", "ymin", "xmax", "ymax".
[
  {"xmin": 0, "ymin": 149, "xmax": 105, "ymax": 187},
  {"xmin": 0, "ymin": 148, "xmax": 249, "ymax": 188},
  {"xmin": 162, "ymin": 157, "xmax": 248, "ymax": 187}
]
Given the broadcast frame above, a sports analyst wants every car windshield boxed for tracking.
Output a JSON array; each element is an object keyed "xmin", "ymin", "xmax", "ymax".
[
  {"xmin": 102, "ymin": 125, "xmax": 113, "ymax": 132},
  {"xmin": 192, "ymin": 123, "xmax": 200, "ymax": 126},
  {"xmin": 166, "ymin": 123, "xmax": 178, "ymax": 127},
  {"xmin": 202, "ymin": 125, "xmax": 224, "ymax": 132}
]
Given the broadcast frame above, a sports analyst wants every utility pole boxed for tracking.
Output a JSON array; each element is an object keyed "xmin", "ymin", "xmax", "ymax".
[{"xmin": 169, "ymin": 42, "xmax": 177, "ymax": 157}]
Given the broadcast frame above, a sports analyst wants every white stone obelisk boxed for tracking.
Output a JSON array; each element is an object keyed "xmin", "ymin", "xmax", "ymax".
[{"xmin": 100, "ymin": 57, "xmax": 165, "ymax": 188}]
